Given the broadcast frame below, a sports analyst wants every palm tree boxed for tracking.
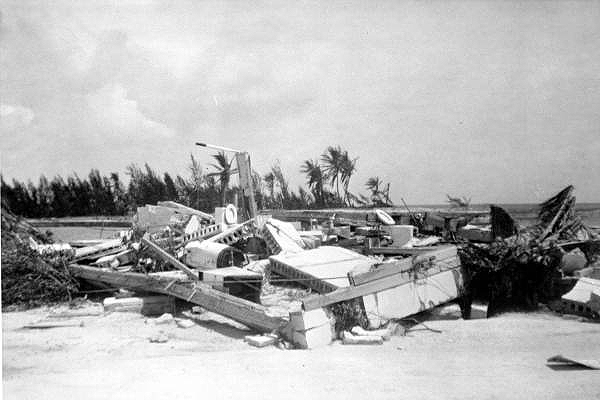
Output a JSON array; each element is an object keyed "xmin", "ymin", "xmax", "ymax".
[
  {"xmin": 263, "ymin": 172, "xmax": 275, "ymax": 207},
  {"xmin": 366, "ymin": 176, "xmax": 392, "ymax": 206},
  {"xmin": 320, "ymin": 146, "xmax": 343, "ymax": 200},
  {"xmin": 270, "ymin": 163, "xmax": 290, "ymax": 206},
  {"xmin": 339, "ymin": 152, "xmax": 357, "ymax": 206},
  {"xmin": 300, "ymin": 159, "xmax": 325, "ymax": 207},
  {"xmin": 366, "ymin": 176, "xmax": 382, "ymax": 202},
  {"xmin": 208, "ymin": 151, "xmax": 234, "ymax": 206}
]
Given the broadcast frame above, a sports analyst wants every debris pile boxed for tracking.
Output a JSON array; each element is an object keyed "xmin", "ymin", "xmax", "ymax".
[
  {"xmin": 5, "ymin": 184, "xmax": 598, "ymax": 349},
  {"xmin": 2, "ymin": 197, "xmax": 469, "ymax": 348},
  {"xmin": 459, "ymin": 185, "xmax": 600, "ymax": 318},
  {"xmin": 1, "ymin": 204, "xmax": 79, "ymax": 309}
]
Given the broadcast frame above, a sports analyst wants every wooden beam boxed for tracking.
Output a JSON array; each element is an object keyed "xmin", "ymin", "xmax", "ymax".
[
  {"xmin": 27, "ymin": 218, "xmax": 131, "ymax": 228},
  {"xmin": 68, "ymin": 264, "xmax": 285, "ymax": 332},
  {"xmin": 74, "ymin": 239, "xmax": 125, "ymax": 260},
  {"xmin": 156, "ymin": 201, "xmax": 215, "ymax": 222},
  {"xmin": 141, "ymin": 237, "xmax": 199, "ymax": 280},
  {"xmin": 23, "ymin": 320, "xmax": 85, "ymax": 329},
  {"xmin": 263, "ymin": 208, "xmax": 488, "ymax": 227},
  {"xmin": 349, "ymin": 257, "xmax": 413, "ymax": 286},
  {"xmin": 302, "ymin": 265, "xmax": 464, "ymax": 311}
]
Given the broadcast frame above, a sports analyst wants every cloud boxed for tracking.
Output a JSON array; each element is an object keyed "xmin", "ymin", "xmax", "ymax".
[
  {"xmin": 0, "ymin": 1, "xmax": 599, "ymax": 202},
  {"xmin": 0, "ymin": 104, "xmax": 34, "ymax": 131},
  {"xmin": 85, "ymin": 84, "xmax": 174, "ymax": 138}
]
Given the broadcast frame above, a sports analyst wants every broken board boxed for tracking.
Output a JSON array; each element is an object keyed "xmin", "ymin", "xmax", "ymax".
[{"xmin": 69, "ymin": 264, "xmax": 284, "ymax": 333}]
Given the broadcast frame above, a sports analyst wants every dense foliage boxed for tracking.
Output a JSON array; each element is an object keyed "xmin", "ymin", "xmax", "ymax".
[
  {"xmin": 2, "ymin": 146, "xmax": 394, "ymax": 217},
  {"xmin": 1, "ymin": 243, "xmax": 79, "ymax": 309}
]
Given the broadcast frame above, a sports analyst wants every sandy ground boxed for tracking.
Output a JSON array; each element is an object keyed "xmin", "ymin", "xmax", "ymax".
[{"xmin": 3, "ymin": 302, "xmax": 599, "ymax": 400}]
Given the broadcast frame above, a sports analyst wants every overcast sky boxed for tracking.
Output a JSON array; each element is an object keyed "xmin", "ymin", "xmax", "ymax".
[{"xmin": 1, "ymin": 0, "xmax": 599, "ymax": 204}]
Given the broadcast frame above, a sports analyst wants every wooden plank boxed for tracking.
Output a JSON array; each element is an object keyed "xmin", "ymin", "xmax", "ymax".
[
  {"xmin": 69, "ymin": 239, "xmax": 114, "ymax": 247},
  {"xmin": 141, "ymin": 237, "xmax": 199, "ymax": 280},
  {"xmin": 74, "ymin": 239, "xmax": 125, "ymax": 260},
  {"xmin": 23, "ymin": 320, "xmax": 84, "ymax": 329},
  {"xmin": 349, "ymin": 257, "xmax": 413, "ymax": 286},
  {"xmin": 263, "ymin": 208, "xmax": 488, "ymax": 227},
  {"xmin": 156, "ymin": 201, "xmax": 215, "ymax": 222},
  {"xmin": 366, "ymin": 245, "xmax": 457, "ymax": 257},
  {"xmin": 68, "ymin": 264, "xmax": 285, "ymax": 332},
  {"xmin": 360, "ymin": 246, "xmax": 458, "ymax": 282},
  {"xmin": 27, "ymin": 218, "xmax": 131, "ymax": 228},
  {"xmin": 302, "ymin": 265, "xmax": 464, "ymax": 311}
]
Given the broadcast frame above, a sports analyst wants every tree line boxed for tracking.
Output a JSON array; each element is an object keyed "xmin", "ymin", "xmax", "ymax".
[{"xmin": 1, "ymin": 145, "xmax": 393, "ymax": 218}]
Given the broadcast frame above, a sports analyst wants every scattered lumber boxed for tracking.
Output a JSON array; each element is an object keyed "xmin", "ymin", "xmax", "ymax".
[
  {"xmin": 74, "ymin": 239, "xmax": 125, "ymax": 261},
  {"xmin": 68, "ymin": 264, "xmax": 286, "ymax": 333},
  {"xmin": 141, "ymin": 236, "xmax": 198, "ymax": 280},
  {"xmin": 156, "ymin": 201, "xmax": 215, "ymax": 221},
  {"xmin": 26, "ymin": 218, "xmax": 131, "ymax": 228},
  {"xmin": 264, "ymin": 208, "xmax": 487, "ymax": 227},
  {"xmin": 47, "ymin": 309, "xmax": 103, "ymax": 318},
  {"xmin": 94, "ymin": 249, "xmax": 137, "ymax": 268},
  {"xmin": 23, "ymin": 320, "xmax": 84, "ymax": 329}
]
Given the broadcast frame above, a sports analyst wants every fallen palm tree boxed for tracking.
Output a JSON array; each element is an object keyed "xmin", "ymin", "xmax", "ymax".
[{"xmin": 459, "ymin": 185, "xmax": 599, "ymax": 316}]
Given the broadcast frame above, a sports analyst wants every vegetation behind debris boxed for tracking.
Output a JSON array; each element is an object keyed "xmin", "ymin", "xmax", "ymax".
[{"xmin": 1, "ymin": 146, "xmax": 393, "ymax": 218}]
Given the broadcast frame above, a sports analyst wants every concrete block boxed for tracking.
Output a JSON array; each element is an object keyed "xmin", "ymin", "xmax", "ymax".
[
  {"xmin": 292, "ymin": 323, "xmax": 333, "ymax": 349},
  {"xmin": 153, "ymin": 313, "xmax": 174, "ymax": 325},
  {"xmin": 342, "ymin": 331, "xmax": 383, "ymax": 345},
  {"xmin": 141, "ymin": 295, "xmax": 176, "ymax": 316},
  {"xmin": 102, "ymin": 296, "xmax": 175, "ymax": 316},
  {"xmin": 245, "ymin": 334, "xmax": 278, "ymax": 348},
  {"xmin": 175, "ymin": 318, "xmax": 195, "ymax": 329},
  {"xmin": 288, "ymin": 308, "xmax": 333, "ymax": 349},
  {"xmin": 381, "ymin": 225, "xmax": 416, "ymax": 247},
  {"xmin": 350, "ymin": 326, "xmax": 391, "ymax": 340},
  {"xmin": 103, "ymin": 297, "xmax": 143, "ymax": 313},
  {"xmin": 290, "ymin": 308, "xmax": 330, "ymax": 331}
]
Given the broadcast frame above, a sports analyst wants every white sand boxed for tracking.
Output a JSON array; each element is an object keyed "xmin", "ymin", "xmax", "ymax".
[{"xmin": 3, "ymin": 303, "xmax": 600, "ymax": 400}]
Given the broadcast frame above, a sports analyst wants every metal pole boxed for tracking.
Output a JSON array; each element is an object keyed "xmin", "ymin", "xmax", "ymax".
[
  {"xmin": 195, "ymin": 142, "xmax": 240, "ymax": 153},
  {"xmin": 196, "ymin": 142, "xmax": 258, "ymax": 219}
]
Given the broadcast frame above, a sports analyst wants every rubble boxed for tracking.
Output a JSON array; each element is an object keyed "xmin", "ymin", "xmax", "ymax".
[
  {"xmin": 459, "ymin": 186, "xmax": 600, "ymax": 317},
  {"xmin": 560, "ymin": 278, "xmax": 600, "ymax": 318},
  {"xmin": 4, "ymin": 183, "xmax": 599, "ymax": 351}
]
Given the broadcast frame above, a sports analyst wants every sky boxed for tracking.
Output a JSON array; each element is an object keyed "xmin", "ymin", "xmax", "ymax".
[{"xmin": 1, "ymin": 0, "xmax": 599, "ymax": 204}]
